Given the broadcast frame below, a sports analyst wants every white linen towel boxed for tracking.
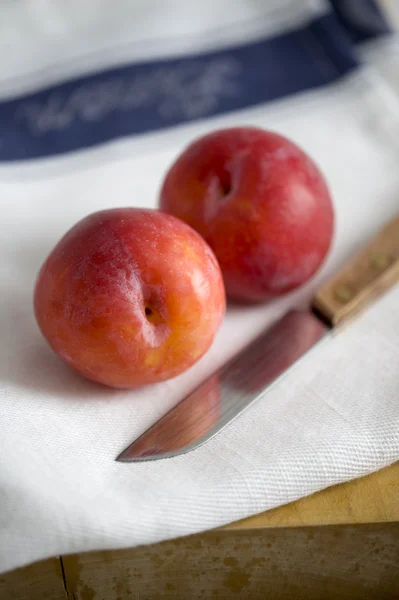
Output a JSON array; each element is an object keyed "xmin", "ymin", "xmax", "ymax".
[{"xmin": 1, "ymin": 0, "xmax": 399, "ymax": 573}]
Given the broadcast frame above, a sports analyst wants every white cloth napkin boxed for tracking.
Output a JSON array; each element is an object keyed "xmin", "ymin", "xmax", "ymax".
[{"xmin": 1, "ymin": 0, "xmax": 399, "ymax": 574}]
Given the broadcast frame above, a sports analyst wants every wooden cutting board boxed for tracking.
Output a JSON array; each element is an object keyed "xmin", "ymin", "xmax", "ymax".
[
  {"xmin": 3, "ymin": 3, "xmax": 399, "ymax": 599},
  {"xmin": 2, "ymin": 461, "xmax": 398, "ymax": 600}
]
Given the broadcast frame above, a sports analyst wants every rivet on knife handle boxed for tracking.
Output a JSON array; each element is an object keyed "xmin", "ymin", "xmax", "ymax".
[
  {"xmin": 117, "ymin": 213, "xmax": 399, "ymax": 462},
  {"xmin": 312, "ymin": 214, "xmax": 399, "ymax": 327}
]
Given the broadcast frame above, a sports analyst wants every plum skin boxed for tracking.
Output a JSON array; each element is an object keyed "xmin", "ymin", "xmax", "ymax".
[
  {"xmin": 34, "ymin": 208, "xmax": 226, "ymax": 389},
  {"xmin": 159, "ymin": 127, "xmax": 334, "ymax": 302}
]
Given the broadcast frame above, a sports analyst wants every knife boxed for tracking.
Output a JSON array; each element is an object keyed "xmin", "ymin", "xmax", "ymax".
[{"xmin": 116, "ymin": 213, "xmax": 399, "ymax": 462}]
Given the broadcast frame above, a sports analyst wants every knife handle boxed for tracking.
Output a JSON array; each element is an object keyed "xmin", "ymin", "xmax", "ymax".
[{"xmin": 312, "ymin": 213, "xmax": 399, "ymax": 327}]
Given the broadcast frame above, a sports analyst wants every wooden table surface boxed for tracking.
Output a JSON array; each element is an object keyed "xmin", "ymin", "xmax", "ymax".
[
  {"xmin": 228, "ymin": 460, "xmax": 399, "ymax": 530},
  {"xmin": 3, "ymin": 461, "xmax": 398, "ymax": 600},
  {"xmin": 2, "ymin": 2, "xmax": 399, "ymax": 598}
]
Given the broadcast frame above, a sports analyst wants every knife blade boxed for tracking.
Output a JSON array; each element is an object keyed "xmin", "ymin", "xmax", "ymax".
[{"xmin": 116, "ymin": 213, "xmax": 399, "ymax": 462}]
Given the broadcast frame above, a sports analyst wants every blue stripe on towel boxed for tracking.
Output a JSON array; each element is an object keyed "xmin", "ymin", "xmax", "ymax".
[
  {"xmin": 330, "ymin": 0, "xmax": 391, "ymax": 44},
  {"xmin": 0, "ymin": 13, "xmax": 362, "ymax": 162}
]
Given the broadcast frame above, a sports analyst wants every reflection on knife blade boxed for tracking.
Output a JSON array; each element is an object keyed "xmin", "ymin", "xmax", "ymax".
[
  {"xmin": 117, "ymin": 213, "xmax": 399, "ymax": 462},
  {"xmin": 117, "ymin": 310, "xmax": 328, "ymax": 462}
]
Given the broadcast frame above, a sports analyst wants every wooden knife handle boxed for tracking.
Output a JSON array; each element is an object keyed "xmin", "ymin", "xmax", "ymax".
[{"xmin": 312, "ymin": 213, "xmax": 399, "ymax": 327}]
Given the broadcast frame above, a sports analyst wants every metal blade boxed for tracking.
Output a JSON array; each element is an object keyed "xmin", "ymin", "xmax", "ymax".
[{"xmin": 116, "ymin": 309, "xmax": 329, "ymax": 462}]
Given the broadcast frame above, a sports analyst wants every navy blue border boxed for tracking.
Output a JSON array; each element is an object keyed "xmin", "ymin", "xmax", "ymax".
[
  {"xmin": 330, "ymin": 0, "xmax": 391, "ymax": 44},
  {"xmin": 0, "ymin": 13, "xmax": 361, "ymax": 162}
]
